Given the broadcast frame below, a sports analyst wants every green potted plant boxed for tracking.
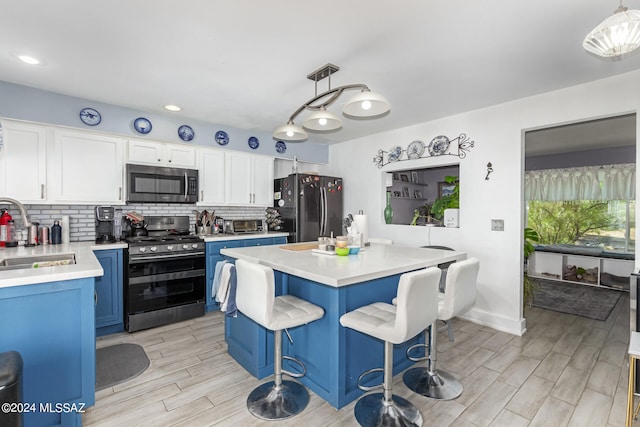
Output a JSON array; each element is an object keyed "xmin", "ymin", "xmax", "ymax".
[
  {"xmin": 523, "ymin": 227, "xmax": 540, "ymax": 308},
  {"xmin": 431, "ymin": 175, "xmax": 459, "ymax": 220},
  {"xmin": 410, "ymin": 202, "xmax": 435, "ymax": 225}
]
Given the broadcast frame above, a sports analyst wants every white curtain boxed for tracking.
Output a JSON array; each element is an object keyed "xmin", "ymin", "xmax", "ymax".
[{"xmin": 524, "ymin": 164, "xmax": 635, "ymax": 201}]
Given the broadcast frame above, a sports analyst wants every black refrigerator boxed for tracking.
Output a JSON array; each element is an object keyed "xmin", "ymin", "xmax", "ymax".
[{"xmin": 274, "ymin": 174, "xmax": 343, "ymax": 243}]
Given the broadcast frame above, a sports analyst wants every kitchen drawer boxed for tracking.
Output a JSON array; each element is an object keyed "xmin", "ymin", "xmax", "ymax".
[
  {"xmin": 243, "ymin": 237, "xmax": 274, "ymax": 247},
  {"xmin": 206, "ymin": 240, "xmax": 244, "ymax": 256}
]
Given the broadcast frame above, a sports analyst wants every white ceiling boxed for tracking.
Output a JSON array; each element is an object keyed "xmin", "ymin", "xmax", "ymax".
[{"xmin": 2, "ymin": 1, "xmax": 640, "ymax": 147}]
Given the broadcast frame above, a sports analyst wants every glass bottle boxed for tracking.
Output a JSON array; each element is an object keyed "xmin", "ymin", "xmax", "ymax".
[
  {"xmin": 384, "ymin": 191, "xmax": 393, "ymax": 224},
  {"xmin": 5, "ymin": 219, "xmax": 18, "ymax": 247},
  {"xmin": 51, "ymin": 220, "xmax": 62, "ymax": 244}
]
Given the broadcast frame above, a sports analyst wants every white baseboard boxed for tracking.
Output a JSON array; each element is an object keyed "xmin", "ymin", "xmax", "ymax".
[{"xmin": 459, "ymin": 307, "xmax": 526, "ymax": 337}]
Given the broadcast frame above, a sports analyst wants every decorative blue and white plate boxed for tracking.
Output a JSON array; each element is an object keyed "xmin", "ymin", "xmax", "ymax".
[
  {"xmin": 428, "ymin": 135, "xmax": 450, "ymax": 156},
  {"xmin": 215, "ymin": 130, "xmax": 229, "ymax": 145},
  {"xmin": 275, "ymin": 140, "xmax": 286, "ymax": 154},
  {"xmin": 133, "ymin": 117, "xmax": 152, "ymax": 134},
  {"xmin": 79, "ymin": 107, "xmax": 101, "ymax": 126},
  {"xmin": 178, "ymin": 125, "xmax": 195, "ymax": 141},
  {"xmin": 248, "ymin": 136, "xmax": 259, "ymax": 149},
  {"xmin": 388, "ymin": 145, "xmax": 402, "ymax": 162},
  {"xmin": 407, "ymin": 140, "xmax": 424, "ymax": 159}
]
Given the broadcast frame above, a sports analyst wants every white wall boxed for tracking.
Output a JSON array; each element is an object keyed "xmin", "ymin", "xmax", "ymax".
[
  {"xmin": 0, "ymin": 81, "xmax": 329, "ymax": 163},
  {"xmin": 328, "ymin": 69, "xmax": 640, "ymax": 336}
]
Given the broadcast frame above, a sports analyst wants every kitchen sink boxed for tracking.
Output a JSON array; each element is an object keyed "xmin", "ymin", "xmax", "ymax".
[{"xmin": 0, "ymin": 253, "xmax": 76, "ymax": 271}]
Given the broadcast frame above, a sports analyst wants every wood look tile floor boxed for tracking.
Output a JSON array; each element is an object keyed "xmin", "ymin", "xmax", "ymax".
[{"xmin": 84, "ymin": 295, "xmax": 634, "ymax": 427}]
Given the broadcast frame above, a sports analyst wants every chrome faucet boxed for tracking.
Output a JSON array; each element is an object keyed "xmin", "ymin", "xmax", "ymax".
[{"xmin": 0, "ymin": 197, "xmax": 32, "ymax": 228}]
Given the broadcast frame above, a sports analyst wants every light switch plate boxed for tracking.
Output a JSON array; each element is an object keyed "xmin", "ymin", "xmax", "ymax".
[{"xmin": 491, "ymin": 219, "xmax": 504, "ymax": 231}]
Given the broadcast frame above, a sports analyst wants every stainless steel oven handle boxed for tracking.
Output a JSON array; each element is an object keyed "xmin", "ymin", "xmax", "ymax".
[
  {"xmin": 128, "ymin": 269, "xmax": 206, "ymax": 285},
  {"xmin": 129, "ymin": 251, "xmax": 205, "ymax": 262}
]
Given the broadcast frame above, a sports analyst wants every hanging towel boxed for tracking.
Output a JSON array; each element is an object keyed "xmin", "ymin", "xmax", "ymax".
[
  {"xmin": 216, "ymin": 263, "xmax": 232, "ymax": 305},
  {"xmin": 224, "ymin": 265, "xmax": 238, "ymax": 318},
  {"xmin": 212, "ymin": 260, "xmax": 227, "ymax": 301}
]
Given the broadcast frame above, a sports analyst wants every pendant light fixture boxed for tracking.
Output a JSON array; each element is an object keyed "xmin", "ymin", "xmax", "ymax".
[
  {"xmin": 303, "ymin": 107, "xmax": 343, "ymax": 131},
  {"xmin": 273, "ymin": 63, "xmax": 390, "ymax": 142},
  {"xmin": 583, "ymin": 1, "xmax": 640, "ymax": 57}
]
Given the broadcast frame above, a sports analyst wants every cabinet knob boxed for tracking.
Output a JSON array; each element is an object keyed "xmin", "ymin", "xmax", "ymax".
[{"xmin": 158, "ymin": 159, "xmax": 161, "ymax": 162}]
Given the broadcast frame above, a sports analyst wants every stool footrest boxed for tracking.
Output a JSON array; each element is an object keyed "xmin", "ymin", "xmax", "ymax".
[
  {"xmin": 357, "ymin": 367, "xmax": 384, "ymax": 392},
  {"xmin": 406, "ymin": 343, "xmax": 429, "ymax": 362},
  {"xmin": 282, "ymin": 356, "xmax": 306, "ymax": 379}
]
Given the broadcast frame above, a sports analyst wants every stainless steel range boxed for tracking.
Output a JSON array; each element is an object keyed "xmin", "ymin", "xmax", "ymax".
[{"xmin": 124, "ymin": 216, "xmax": 205, "ymax": 332}]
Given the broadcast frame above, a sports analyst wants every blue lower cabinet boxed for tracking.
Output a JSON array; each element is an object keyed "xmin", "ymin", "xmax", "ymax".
[
  {"xmin": 206, "ymin": 240, "xmax": 243, "ymax": 312},
  {"xmin": 0, "ymin": 278, "xmax": 96, "ymax": 427},
  {"xmin": 205, "ymin": 236, "xmax": 287, "ymax": 312},
  {"xmin": 272, "ymin": 236, "xmax": 287, "ymax": 245},
  {"xmin": 94, "ymin": 249, "xmax": 124, "ymax": 337}
]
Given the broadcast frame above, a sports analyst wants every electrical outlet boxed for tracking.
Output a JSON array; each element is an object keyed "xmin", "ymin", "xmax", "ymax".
[{"xmin": 491, "ymin": 219, "xmax": 504, "ymax": 231}]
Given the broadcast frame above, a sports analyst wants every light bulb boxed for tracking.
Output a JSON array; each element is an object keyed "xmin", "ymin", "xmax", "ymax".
[
  {"xmin": 361, "ymin": 100, "xmax": 372, "ymax": 110},
  {"xmin": 318, "ymin": 118, "xmax": 327, "ymax": 126},
  {"xmin": 286, "ymin": 130, "xmax": 294, "ymax": 137}
]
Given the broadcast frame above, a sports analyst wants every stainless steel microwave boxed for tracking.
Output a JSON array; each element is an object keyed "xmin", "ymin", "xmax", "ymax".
[{"xmin": 126, "ymin": 164, "xmax": 198, "ymax": 204}]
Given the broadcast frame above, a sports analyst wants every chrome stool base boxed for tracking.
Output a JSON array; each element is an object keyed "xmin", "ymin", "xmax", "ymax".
[
  {"xmin": 246, "ymin": 380, "xmax": 309, "ymax": 420},
  {"xmin": 354, "ymin": 393, "xmax": 423, "ymax": 427},
  {"xmin": 403, "ymin": 367, "xmax": 463, "ymax": 400}
]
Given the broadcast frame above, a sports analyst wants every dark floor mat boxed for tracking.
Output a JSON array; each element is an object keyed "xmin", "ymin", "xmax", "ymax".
[{"xmin": 96, "ymin": 343, "xmax": 150, "ymax": 391}]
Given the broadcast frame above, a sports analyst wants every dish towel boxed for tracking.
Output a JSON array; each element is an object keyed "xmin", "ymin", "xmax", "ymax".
[
  {"xmin": 224, "ymin": 265, "xmax": 238, "ymax": 318},
  {"xmin": 216, "ymin": 262, "xmax": 232, "ymax": 304},
  {"xmin": 212, "ymin": 260, "xmax": 228, "ymax": 302}
]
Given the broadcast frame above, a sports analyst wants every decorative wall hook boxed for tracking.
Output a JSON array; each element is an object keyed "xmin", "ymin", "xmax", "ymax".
[{"xmin": 485, "ymin": 162, "xmax": 493, "ymax": 180}]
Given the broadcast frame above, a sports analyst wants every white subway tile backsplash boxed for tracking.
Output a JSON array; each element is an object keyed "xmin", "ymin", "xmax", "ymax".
[{"xmin": 0, "ymin": 203, "xmax": 268, "ymax": 242}]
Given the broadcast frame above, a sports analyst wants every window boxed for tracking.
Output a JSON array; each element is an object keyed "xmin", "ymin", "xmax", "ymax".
[
  {"xmin": 527, "ymin": 199, "xmax": 635, "ymax": 253},
  {"xmin": 524, "ymin": 163, "xmax": 635, "ymax": 253}
]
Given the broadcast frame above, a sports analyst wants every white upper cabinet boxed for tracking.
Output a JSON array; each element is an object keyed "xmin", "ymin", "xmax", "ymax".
[
  {"xmin": 0, "ymin": 120, "xmax": 48, "ymax": 203},
  {"xmin": 128, "ymin": 139, "xmax": 196, "ymax": 168},
  {"xmin": 197, "ymin": 147, "xmax": 225, "ymax": 205},
  {"xmin": 51, "ymin": 129, "xmax": 125, "ymax": 204},
  {"xmin": 224, "ymin": 152, "xmax": 273, "ymax": 206},
  {"xmin": 252, "ymin": 155, "xmax": 274, "ymax": 206}
]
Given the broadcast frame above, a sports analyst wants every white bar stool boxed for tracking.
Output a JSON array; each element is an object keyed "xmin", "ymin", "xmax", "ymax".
[
  {"xmin": 340, "ymin": 267, "xmax": 441, "ymax": 427},
  {"xmin": 627, "ymin": 331, "xmax": 640, "ymax": 426},
  {"xmin": 403, "ymin": 257, "xmax": 479, "ymax": 400},
  {"xmin": 235, "ymin": 259, "xmax": 324, "ymax": 421}
]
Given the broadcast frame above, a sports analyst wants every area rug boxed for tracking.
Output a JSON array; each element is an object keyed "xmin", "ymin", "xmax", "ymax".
[
  {"xmin": 96, "ymin": 343, "xmax": 149, "ymax": 391},
  {"xmin": 530, "ymin": 277, "xmax": 621, "ymax": 321}
]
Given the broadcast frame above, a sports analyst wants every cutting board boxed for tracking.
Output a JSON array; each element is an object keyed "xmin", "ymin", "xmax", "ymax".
[{"xmin": 280, "ymin": 243, "xmax": 318, "ymax": 251}]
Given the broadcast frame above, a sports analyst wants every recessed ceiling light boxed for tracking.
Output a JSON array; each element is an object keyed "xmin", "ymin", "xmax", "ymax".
[
  {"xmin": 18, "ymin": 55, "xmax": 40, "ymax": 65},
  {"xmin": 164, "ymin": 104, "xmax": 181, "ymax": 112},
  {"xmin": 11, "ymin": 53, "xmax": 43, "ymax": 65}
]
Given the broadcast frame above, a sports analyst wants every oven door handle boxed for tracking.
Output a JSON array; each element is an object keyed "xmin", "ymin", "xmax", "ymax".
[
  {"xmin": 129, "ymin": 251, "xmax": 205, "ymax": 262},
  {"xmin": 128, "ymin": 269, "xmax": 206, "ymax": 285}
]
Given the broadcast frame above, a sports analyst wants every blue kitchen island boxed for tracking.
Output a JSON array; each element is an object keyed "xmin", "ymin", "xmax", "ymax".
[{"xmin": 220, "ymin": 242, "xmax": 466, "ymax": 409}]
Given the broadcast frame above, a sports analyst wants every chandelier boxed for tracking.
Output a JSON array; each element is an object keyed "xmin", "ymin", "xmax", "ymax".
[
  {"xmin": 273, "ymin": 64, "xmax": 390, "ymax": 142},
  {"xmin": 583, "ymin": 1, "xmax": 640, "ymax": 57}
]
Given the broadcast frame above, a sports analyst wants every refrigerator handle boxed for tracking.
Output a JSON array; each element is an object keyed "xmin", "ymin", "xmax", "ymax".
[
  {"xmin": 322, "ymin": 187, "xmax": 328, "ymax": 236},
  {"xmin": 320, "ymin": 187, "xmax": 325, "ymax": 236}
]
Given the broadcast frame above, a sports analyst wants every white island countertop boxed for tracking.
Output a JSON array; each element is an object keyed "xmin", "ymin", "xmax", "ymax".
[
  {"xmin": 0, "ymin": 242, "xmax": 126, "ymax": 289},
  {"xmin": 221, "ymin": 242, "xmax": 466, "ymax": 287}
]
